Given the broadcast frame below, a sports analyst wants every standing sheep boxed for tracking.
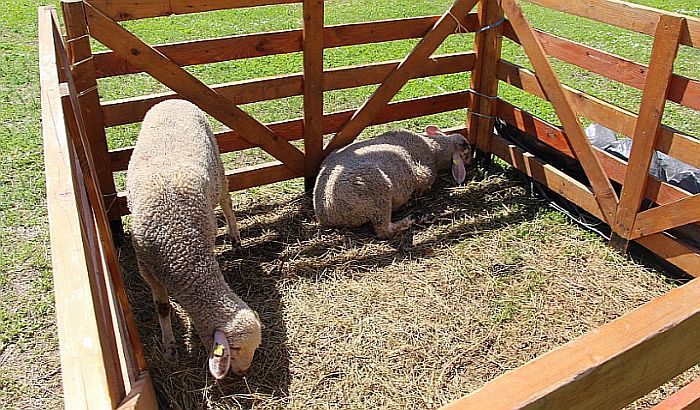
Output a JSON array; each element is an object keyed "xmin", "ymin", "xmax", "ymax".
[
  {"xmin": 127, "ymin": 99, "xmax": 261, "ymax": 379},
  {"xmin": 313, "ymin": 126, "xmax": 471, "ymax": 238}
]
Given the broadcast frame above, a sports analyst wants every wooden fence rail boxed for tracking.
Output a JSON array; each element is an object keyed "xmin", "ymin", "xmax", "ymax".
[{"xmin": 40, "ymin": 0, "xmax": 700, "ymax": 408}]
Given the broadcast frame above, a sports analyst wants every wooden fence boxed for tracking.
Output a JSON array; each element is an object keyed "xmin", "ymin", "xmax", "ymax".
[{"xmin": 39, "ymin": 0, "xmax": 700, "ymax": 408}]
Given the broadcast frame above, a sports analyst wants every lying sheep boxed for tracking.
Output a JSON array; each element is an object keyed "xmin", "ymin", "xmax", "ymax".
[
  {"xmin": 313, "ymin": 126, "xmax": 471, "ymax": 238},
  {"xmin": 127, "ymin": 99, "xmax": 261, "ymax": 379}
]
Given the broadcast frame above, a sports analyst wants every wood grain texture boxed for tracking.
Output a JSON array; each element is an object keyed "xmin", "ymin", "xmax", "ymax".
[
  {"xmin": 325, "ymin": 0, "xmax": 480, "ymax": 153},
  {"xmin": 613, "ymin": 15, "xmax": 684, "ymax": 241},
  {"xmin": 227, "ymin": 161, "xmax": 304, "ymax": 191},
  {"xmin": 496, "ymin": 99, "xmax": 697, "ymax": 212},
  {"xmin": 93, "ymin": 15, "xmax": 478, "ymax": 78},
  {"xmin": 490, "ymin": 134, "xmax": 601, "ymax": 216},
  {"xmin": 497, "ymin": 59, "xmax": 700, "ymax": 170},
  {"xmin": 53, "ymin": 9, "xmax": 146, "ymax": 377},
  {"xmin": 441, "ymin": 271, "xmax": 700, "ymax": 410},
  {"xmin": 635, "ymin": 234, "xmax": 700, "ymax": 278},
  {"xmin": 503, "ymin": 24, "xmax": 700, "ymax": 112},
  {"xmin": 116, "ymin": 372, "xmax": 158, "ymax": 410},
  {"xmin": 632, "ymin": 195, "xmax": 700, "ymax": 239},
  {"xmin": 493, "ymin": 104, "xmax": 700, "ymax": 278},
  {"xmin": 302, "ymin": 0, "xmax": 324, "ymax": 177},
  {"xmin": 86, "ymin": 0, "xmax": 300, "ymax": 21},
  {"xmin": 467, "ymin": 0, "xmax": 504, "ymax": 151},
  {"xmin": 652, "ymin": 376, "xmax": 700, "ymax": 410},
  {"xmin": 526, "ymin": 0, "xmax": 700, "ymax": 49},
  {"xmin": 102, "ymin": 52, "xmax": 475, "ymax": 127},
  {"xmin": 84, "ymin": 1, "xmax": 306, "ymax": 174},
  {"xmin": 40, "ymin": 6, "xmax": 123, "ymax": 407},
  {"xmin": 501, "ymin": 0, "xmax": 618, "ymax": 225},
  {"xmin": 62, "ymin": 0, "xmax": 122, "ymax": 220}
]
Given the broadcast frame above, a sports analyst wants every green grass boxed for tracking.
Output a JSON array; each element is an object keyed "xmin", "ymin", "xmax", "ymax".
[{"xmin": 1, "ymin": 0, "xmax": 699, "ymax": 407}]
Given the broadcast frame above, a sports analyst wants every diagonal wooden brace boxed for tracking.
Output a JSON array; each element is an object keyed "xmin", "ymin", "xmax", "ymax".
[
  {"xmin": 324, "ymin": 0, "xmax": 480, "ymax": 154},
  {"xmin": 500, "ymin": 0, "xmax": 619, "ymax": 225},
  {"xmin": 631, "ymin": 194, "xmax": 700, "ymax": 240},
  {"xmin": 83, "ymin": 1, "xmax": 306, "ymax": 174},
  {"xmin": 611, "ymin": 15, "xmax": 685, "ymax": 248}
]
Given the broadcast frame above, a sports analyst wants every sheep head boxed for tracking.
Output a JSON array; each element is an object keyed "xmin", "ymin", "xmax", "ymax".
[
  {"xmin": 425, "ymin": 125, "xmax": 472, "ymax": 184},
  {"xmin": 208, "ymin": 309, "xmax": 262, "ymax": 379}
]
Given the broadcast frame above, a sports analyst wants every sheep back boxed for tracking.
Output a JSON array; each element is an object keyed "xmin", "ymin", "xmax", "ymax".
[
  {"xmin": 313, "ymin": 130, "xmax": 439, "ymax": 228},
  {"xmin": 126, "ymin": 99, "xmax": 225, "ymax": 297}
]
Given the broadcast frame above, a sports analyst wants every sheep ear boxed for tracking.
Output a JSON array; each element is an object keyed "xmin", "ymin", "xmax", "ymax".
[
  {"xmin": 208, "ymin": 329, "xmax": 231, "ymax": 380},
  {"xmin": 425, "ymin": 125, "xmax": 445, "ymax": 137},
  {"xmin": 452, "ymin": 152, "xmax": 466, "ymax": 185}
]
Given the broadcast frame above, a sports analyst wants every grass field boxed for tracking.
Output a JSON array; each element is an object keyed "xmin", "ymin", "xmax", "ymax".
[{"xmin": 1, "ymin": 0, "xmax": 699, "ymax": 408}]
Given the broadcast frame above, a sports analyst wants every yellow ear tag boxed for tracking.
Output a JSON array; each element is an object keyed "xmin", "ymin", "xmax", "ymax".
[
  {"xmin": 453, "ymin": 159, "xmax": 459, "ymax": 165},
  {"xmin": 213, "ymin": 344, "xmax": 225, "ymax": 357},
  {"xmin": 254, "ymin": 310, "xmax": 261, "ymax": 322}
]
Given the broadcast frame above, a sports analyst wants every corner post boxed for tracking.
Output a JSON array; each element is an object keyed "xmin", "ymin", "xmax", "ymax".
[
  {"xmin": 467, "ymin": 0, "xmax": 505, "ymax": 163},
  {"xmin": 302, "ymin": 0, "xmax": 325, "ymax": 194},
  {"xmin": 610, "ymin": 15, "xmax": 684, "ymax": 252},
  {"xmin": 61, "ymin": 0, "xmax": 123, "ymax": 235}
]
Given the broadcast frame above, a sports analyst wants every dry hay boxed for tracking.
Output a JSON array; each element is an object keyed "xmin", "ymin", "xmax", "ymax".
[{"xmin": 118, "ymin": 165, "xmax": 691, "ymax": 409}]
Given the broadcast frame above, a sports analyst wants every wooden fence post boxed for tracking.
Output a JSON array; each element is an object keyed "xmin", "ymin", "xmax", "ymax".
[
  {"xmin": 467, "ymin": 0, "xmax": 504, "ymax": 160},
  {"xmin": 62, "ymin": 0, "xmax": 123, "ymax": 235},
  {"xmin": 302, "ymin": 0, "xmax": 325, "ymax": 193},
  {"xmin": 610, "ymin": 15, "xmax": 685, "ymax": 251}
]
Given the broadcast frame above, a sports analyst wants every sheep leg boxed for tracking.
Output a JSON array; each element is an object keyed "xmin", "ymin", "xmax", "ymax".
[
  {"xmin": 138, "ymin": 262, "xmax": 178, "ymax": 361},
  {"xmin": 371, "ymin": 206, "xmax": 413, "ymax": 239},
  {"xmin": 220, "ymin": 192, "xmax": 241, "ymax": 248}
]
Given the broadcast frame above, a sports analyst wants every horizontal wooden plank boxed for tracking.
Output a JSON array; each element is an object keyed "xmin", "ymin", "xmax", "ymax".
[
  {"xmin": 635, "ymin": 233, "xmax": 700, "ymax": 278},
  {"xmin": 632, "ymin": 194, "xmax": 700, "ymax": 239},
  {"xmin": 652, "ymin": 376, "xmax": 700, "ymax": 409},
  {"xmin": 496, "ymin": 100, "xmax": 697, "ymax": 210},
  {"xmin": 93, "ymin": 14, "xmax": 479, "ymax": 78},
  {"xmin": 496, "ymin": 101, "xmax": 700, "ymax": 277},
  {"xmin": 102, "ymin": 51, "xmax": 476, "ymax": 127},
  {"xmin": 503, "ymin": 23, "xmax": 700, "ymax": 112},
  {"xmin": 491, "ymin": 134, "xmax": 601, "ymax": 217},
  {"xmin": 111, "ymin": 90, "xmax": 472, "ymax": 213},
  {"xmin": 86, "ymin": 0, "xmax": 301, "ymax": 22},
  {"xmin": 441, "ymin": 272, "xmax": 700, "ymax": 409},
  {"xmin": 227, "ymin": 161, "xmax": 302, "ymax": 191},
  {"xmin": 497, "ymin": 59, "xmax": 700, "ymax": 170},
  {"xmin": 525, "ymin": 0, "xmax": 700, "ymax": 49}
]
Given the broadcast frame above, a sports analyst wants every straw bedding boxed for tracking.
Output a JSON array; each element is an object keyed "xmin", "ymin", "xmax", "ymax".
[{"xmin": 118, "ymin": 165, "xmax": 692, "ymax": 409}]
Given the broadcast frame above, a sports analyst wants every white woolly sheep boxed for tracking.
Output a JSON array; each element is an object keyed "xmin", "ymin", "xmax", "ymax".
[
  {"xmin": 313, "ymin": 126, "xmax": 471, "ymax": 238},
  {"xmin": 126, "ymin": 99, "xmax": 261, "ymax": 379}
]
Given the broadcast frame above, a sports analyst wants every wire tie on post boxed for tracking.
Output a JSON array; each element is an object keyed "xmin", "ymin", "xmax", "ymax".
[
  {"xmin": 447, "ymin": 11, "xmax": 469, "ymax": 34},
  {"xmin": 66, "ymin": 34, "xmax": 90, "ymax": 43},
  {"xmin": 77, "ymin": 85, "xmax": 98, "ymax": 98},
  {"xmin": 467, "ymin": 109, "xmax": 497, "ymax": 120},
  {"xmin": 475, "ymin": 17, "xmax": 506, "ymax": 33},
  {"xmin": 469, "ymin": 89, "xmax": 499, "ymax": 100}
]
